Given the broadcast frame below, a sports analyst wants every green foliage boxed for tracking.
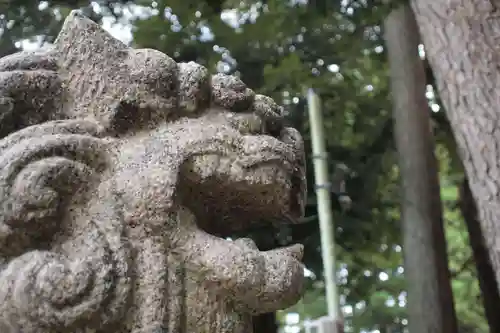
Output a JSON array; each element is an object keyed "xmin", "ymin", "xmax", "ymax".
[{"xmin": 438, "ymin": 145, "xmax": 488, "ymax": 333}]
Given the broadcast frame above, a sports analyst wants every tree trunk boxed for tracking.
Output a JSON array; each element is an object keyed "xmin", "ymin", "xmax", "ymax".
[
  {"xmin": 458, "ymin": 177, "xmax": 500, "ymax": 333},
  {"xmin": 410, "ymin": 0, "xmax": 500, "ymax": 290},
  {"xmin": 383, "ymin": 4, "xmax": 458, "ymax": 333}
]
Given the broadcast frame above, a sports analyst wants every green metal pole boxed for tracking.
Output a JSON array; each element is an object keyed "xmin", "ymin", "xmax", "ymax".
[{"xmin": 306, "ymin": 88, "xmax": 338, "ymax": 319}]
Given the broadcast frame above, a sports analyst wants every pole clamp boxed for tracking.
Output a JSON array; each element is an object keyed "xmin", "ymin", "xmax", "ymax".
[
  {"xmin": 315, "ymin": 182, "xmax": 332, "ymax": 190},
  {"xmin": 311, "ymin": 153, "xmax": 328, "ymax": 160}
]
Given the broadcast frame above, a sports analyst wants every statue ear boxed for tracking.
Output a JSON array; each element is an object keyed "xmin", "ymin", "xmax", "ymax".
[{"xmin": 0, "ymin": 119, "xmax": 108, "ymax": 251}]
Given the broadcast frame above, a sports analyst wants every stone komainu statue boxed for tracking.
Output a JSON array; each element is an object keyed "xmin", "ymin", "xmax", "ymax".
[{"xmin": 0, "ymin": 11, "xmax": 307, "ymax": 333}]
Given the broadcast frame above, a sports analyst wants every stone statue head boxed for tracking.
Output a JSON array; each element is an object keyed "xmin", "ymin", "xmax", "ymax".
[{"xmin": 0, "ymin": 11, "xmax": 307, "ymax": 333}]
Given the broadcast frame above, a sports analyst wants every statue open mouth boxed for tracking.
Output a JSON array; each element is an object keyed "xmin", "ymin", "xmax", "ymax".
[
  {"xmin": 171, "ymin": 205, "xmax": 306, "ymax": 315},
  {"xmin": 174, "ymin": 138, "xmax": 307, "ymax": 312}
]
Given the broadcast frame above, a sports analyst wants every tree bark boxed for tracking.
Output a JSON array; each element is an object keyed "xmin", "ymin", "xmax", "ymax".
[
  {"xmin": 383, "ymin": 4, "xmax": 458, "ymax": 333},
  {"xmin": 410, "ymin": 0, "xmax": 500, "ymax": 291},
  {"xmin": 458, "ymin": 177, "xmax": 500, "ymax": 333}
]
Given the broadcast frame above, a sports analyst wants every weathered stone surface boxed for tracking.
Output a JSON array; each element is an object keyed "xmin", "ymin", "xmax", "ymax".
[{"xmin": 0, "ymin": 10, "xmax": 307, "ymax": 333}]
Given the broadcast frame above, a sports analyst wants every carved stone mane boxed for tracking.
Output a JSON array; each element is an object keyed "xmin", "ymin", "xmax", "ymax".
[{"xmin": 0, "ymin": 11, "xmax": 307, "ymax": 333}]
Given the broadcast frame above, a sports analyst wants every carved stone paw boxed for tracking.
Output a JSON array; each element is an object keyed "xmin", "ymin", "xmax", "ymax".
[
  {"xmin": 262, "ymin": 244, "xmax": 305, "ymax": 303},
  {"xmin": 234, "ymin": 243, "xmax": 305, "ymax": 314}
]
